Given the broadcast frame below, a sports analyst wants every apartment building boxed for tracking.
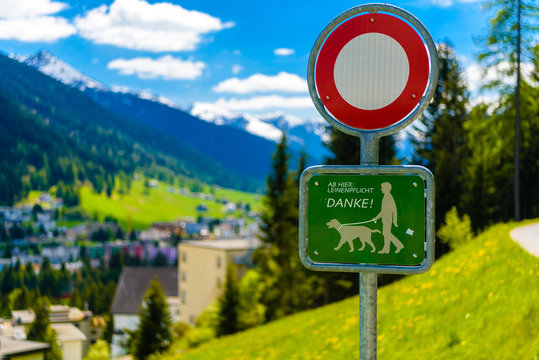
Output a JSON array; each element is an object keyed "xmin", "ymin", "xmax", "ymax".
[{"xmin": 178, "ymin": 238, "xmax": 260, "ymax": 325}]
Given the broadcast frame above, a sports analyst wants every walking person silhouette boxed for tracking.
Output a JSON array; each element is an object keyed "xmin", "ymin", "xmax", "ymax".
[{"xmin": 372, "ymin": 182, "xmax": 404, "ymax": 254}]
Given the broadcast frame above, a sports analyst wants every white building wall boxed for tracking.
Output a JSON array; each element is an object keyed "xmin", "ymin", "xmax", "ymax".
[
  {"xmin": 111, "ymin": 314, "xmax": 139, "ymax": 358},
  {"xmin": 60, "ymin": 340, "xmax": 83, "ymax": 360}
]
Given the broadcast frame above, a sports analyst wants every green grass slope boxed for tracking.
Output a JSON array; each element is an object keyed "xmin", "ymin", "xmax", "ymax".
[
  {"xmin": 163, "ymin": 220, "xmax": 539, "ymax": 360},
  {"xmin": 79, "ymin": 179, "xmax": 261, "ymax": 230}
]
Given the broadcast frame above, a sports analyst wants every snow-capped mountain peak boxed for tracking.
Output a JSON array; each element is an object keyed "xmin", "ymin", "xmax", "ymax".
[
  {"xmin": 24, "ymin": 50, "xmax": 107, "ymax": 91},
  {"xmin": 23, "ymin": 50, "xmax": 178, "ymax": 109},
  {"xmin": 189, "ymin": 102, "xmax": 330, "ymax": 159}
]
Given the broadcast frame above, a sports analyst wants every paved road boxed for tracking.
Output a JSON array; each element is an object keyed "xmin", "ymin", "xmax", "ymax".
[{"xmin": 510, "ymin": 222, "xmax": 539, "ymax": 258}]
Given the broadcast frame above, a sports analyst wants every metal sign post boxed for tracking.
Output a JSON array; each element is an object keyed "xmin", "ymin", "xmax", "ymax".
[
  {"xmin": 301, "ymin": 4, "xmax": 439, "ymax": 359},
  {"xmin": 360, "ymin": 134, "xmax": 378, "ymax": 360}
]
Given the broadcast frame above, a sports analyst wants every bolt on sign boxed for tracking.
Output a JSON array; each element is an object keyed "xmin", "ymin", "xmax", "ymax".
[{"xmin": 300, "ymin": 3, "xmax": 439, "ymax": 274}]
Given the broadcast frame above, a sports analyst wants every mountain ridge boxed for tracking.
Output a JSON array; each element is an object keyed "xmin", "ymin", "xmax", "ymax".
[
  {"xmin": 0, "ymin": 51, "xmax": 262, "ymax": 204},
  {"xmin": 23, "ymin": 50, "xmax": 328, "ymax": 165},
  {"xmin": 22, "ymin": 50, "xmax": 320, "ymax": 181}
]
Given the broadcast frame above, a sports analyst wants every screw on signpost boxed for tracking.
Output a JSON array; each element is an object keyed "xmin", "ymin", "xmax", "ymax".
[{"xmin": 301, "ymin": 4, "xmax": 438, "ymax": 360}]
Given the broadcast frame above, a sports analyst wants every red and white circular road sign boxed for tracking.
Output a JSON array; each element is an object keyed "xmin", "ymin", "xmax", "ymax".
[{"xmin": 314, "ymin": 12, "xmax": 430, "ymax": 130}]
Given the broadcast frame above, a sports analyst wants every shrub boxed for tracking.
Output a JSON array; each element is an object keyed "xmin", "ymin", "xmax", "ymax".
[
  {"xmin": 83, "ymin": 340, "xmax": 110, "ymax": 360},
  {"xmin": 171, "ymin": 321, "xmax": 191, "ymax": 341},
  {"xmin": 186, "ymin": 327, "xmax": 216, "ymax": 348},
  {"xmin": 437, "ymin": 207, "xmax": 473, "ymax": 250}
]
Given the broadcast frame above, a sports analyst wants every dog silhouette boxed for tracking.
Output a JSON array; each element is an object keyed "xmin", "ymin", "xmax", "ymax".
[{"xmin": 326, "ymin": 218, "xmax": 380, "ymax": 252}]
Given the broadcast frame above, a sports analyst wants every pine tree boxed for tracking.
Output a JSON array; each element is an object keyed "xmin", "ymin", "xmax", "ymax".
[
  {"xmin": 101, "ymin": 314, "xmax": 114, "ymax": 344},
  {"xmin": 411, "ymin": 42, "xmax": 470, "ymax": 236},
  {"xmin": 477, "ymin": 0, "xmax": 538, "ymax": 220},
  {"xmin": 293, "ymin": 150, "xmax": 307, "ymax": 188},
  {"xmin": 216, "ymin": 264, "xmax": 239, "ymax": 336},
  {"xmin": 27, "ymin": 297, "xmax": 62, "ymax": 360},
  {"xmin": 325, "ymin": 126, "xmax": 397, "ymax": 165},
  {"xmin": 462, "ymin": 75, "xmax": 539, "ymax": 227},
  {"xmin": 0, "ymin": 223, "xmax": 8, "ymax": 241},
  {"xmin": 256, "ymin": 134, "xmax": 303, "ymax": 320},
  {"xmin": 131, "ymin": 278, "xmax": 172, "ymax": 360},
  {"xmin": 13, "ymin": 285, "xmax": 32, "ymax": 310},
  {"xmin": 27, "ymin": 297, "xmax": 51, "ymax": 341}
]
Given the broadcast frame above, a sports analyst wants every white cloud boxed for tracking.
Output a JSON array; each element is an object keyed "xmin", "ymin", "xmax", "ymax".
[
  {"xmin": 0, "ymin": 16, "xmax": 75, "ymax": 42},
  {"xmin": 464, "ymin": 63, "xmax": 485, "ymax": 94},
  {"xmin": 464, "ymin": 61, "xmax": 534, "ymax": 94},
  {"xmin": 274, "ymin": 48, "xmax": 295, "ymax": 56},
  {"xmin": 431, "ymin": 0, "xmax": 453, "ymax": 7},
  {"xmin": 107, "ymin": 55, "xmax": 205, "ymax": 80},
  {"xmin": 467, "ymin": 93, "xmax": 500, "ymax": 111},
  {"xmin": 0, "ymin": 0, "xmax": 68, "ymax": 18},
  {"xmin": 75, "ymin": 0, "xmax": 234, "ymax": 52},
  {"xmin": 464, "ymin": 60, "xmax": 534, "ymax": 111},
  {"xmin": 0, "ymin": 0, "xmax": 75, "ymax": 42},
  {"xmin": 431, "ymin": 0, "xmax": 480, "ymax": 7},
  {"xmin": 212, "ymin": 95, "xmax": 312, "ymax": 111},
  {"xmin": 213, "ymin": 72, "xmax": 308, "ymax": 94},
  {"xmin": 232, "ymin": 64, "xmax": 242, "ymax": 75}
]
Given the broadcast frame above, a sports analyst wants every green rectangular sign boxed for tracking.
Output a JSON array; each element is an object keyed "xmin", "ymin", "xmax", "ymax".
[
  {"xmin": 307, "ymin": 174, "xmax": 424, "ymax": 265},
  {"xmin": 299, "ymin": 165, "xmax": 434, "ymax": 273}
]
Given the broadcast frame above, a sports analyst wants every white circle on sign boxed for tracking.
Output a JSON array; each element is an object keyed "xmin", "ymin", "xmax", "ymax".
[{"xmin": 333, "ymin": 33, "xmax": 410, "ymax": 110}]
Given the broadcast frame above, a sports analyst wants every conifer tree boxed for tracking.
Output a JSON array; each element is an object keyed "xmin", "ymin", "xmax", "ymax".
[
  {"xmin": 325, "ymin": 127, "xmax": 397, "ymax": 165},
  {"xmin": 411, "ymin": 42, "xmax": 470, "ymax": 234},
  {"xmin": 101, "ymin": 314, "xmax": 114, "ymax": 344},
  {"xmin": 217, "ymin": 264, "xmax": 239, "ymax": 336},
  {"xmin": 13, "ymin": 285, "xmax": 32, "ymax": 310},
  {"xmin": 477, "ymin": 0, "xmax": 538, "ymax": 220},
  {"xmin": 462, "ymin": 76, "xmax": 539, "ymax": 227},
  {"xmin": 257, "ymin": 134, "xmax": 303, "ymax": 320},
  {"xmin": 131, "ymin": 278, "xmax": 172, "ymax": 360},
  {"xmin": 293, "ymin": 150, "xmax": 307, "ymax": 188},
  {"xmin": 27, "ymin": 297, "xmax": 51, "ymax": 343},
  {"xmin": 27, "ymin": 297, "xmax": 62, "ymax": 360}
]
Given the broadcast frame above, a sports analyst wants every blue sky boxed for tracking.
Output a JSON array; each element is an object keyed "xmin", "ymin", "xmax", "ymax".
[{"xmin": 0, "ymin": 0, "xmax": 493, "ymax": 121}]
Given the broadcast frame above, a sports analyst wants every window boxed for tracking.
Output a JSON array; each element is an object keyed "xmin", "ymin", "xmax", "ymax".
[
  {"xmin": 216, "ymin": 277, "xmax": 222, "ymax": 288},
  {"xmin": 182, "ymin": 271, "xmax": 186, "ymax": 282},
  {"xmin": 181, "ymin": 290, "xmax": 187, "ymax": 304},
  {"xmin": 182, "ymin": 251, "xmax": 187, "ymax": 263},
  {"xmin": 216, "ymin": 256, "xmax": 222, "ymax": 268}
]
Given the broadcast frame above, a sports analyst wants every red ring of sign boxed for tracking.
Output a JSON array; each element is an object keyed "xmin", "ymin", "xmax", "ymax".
[{"xmin": 315, "ymin": 13, "xmax": 429, "ymax": 130}]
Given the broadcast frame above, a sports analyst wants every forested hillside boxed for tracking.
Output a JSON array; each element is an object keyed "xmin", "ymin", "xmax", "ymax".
[
  {"xmin": 0, "ymin": 53, "xmax": 261, "ymax": 205},
  {"xmin": 84, "ymin": 88, "xmax": 280, "ymax": 181}
]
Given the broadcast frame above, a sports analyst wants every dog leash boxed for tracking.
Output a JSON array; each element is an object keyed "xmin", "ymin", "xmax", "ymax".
[{"xmin": 337, "ymin": 219, "xmax": 375, "ymax": 231}]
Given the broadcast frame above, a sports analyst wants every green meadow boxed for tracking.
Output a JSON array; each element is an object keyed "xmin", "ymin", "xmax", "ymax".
[
  {"xmin": 160, "ymin": 220, "xmax": 539, "ymax": 360},
  {"xmin": 79, "ymin": 179, "xmax": 261, "ymax": 230}
]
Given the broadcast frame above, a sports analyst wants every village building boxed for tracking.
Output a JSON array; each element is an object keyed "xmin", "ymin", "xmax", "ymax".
[
  {"xmin": 50, "ymin": 324, "xmax": 87, "ymax": 360},
  {"xmin": 177, "ymin": 238, "xmax": 260, "ymax": 325},
  {"xmin": 0, "ymin": 336, "xmax": 49, "ymax": 360},
  {"xmin": 110, "ymin": 267, "xmax": 179, "ymax": 358},
  {"xmin": 11, "ymin": 305, "xmax": 92, "ymax": 357}
]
